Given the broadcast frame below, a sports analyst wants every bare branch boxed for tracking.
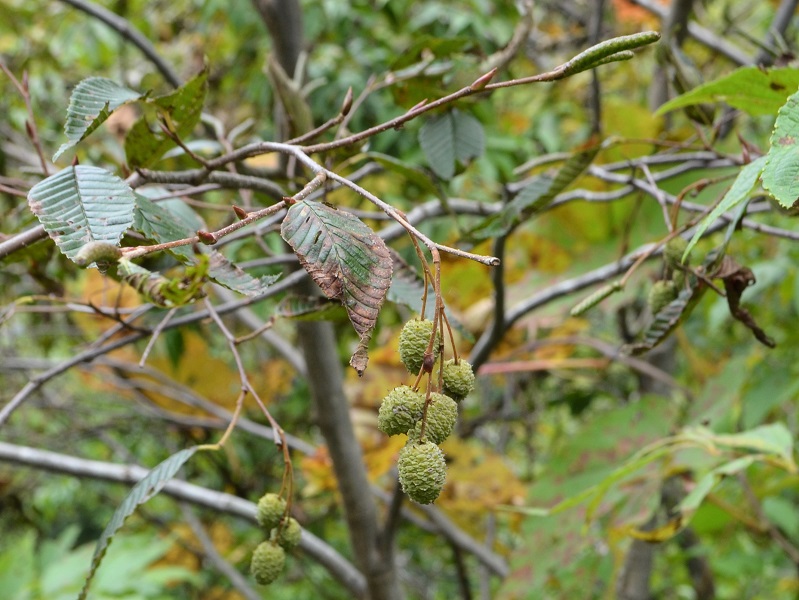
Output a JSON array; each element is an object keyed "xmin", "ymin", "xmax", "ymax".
[{"xmin": 0, "ymin": 441, "xmax": 367, "ymax": 597}]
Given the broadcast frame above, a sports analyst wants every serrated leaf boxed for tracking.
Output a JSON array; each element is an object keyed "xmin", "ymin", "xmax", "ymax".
[
  {"xmin": 27, "ymin": 166, "xmax": 136, "ymax": 262},
  {"xmin": 206, "ymin": 251, "xmax": 280, "ymax": 296},
  {"xmin": 656, "ymin": 66, "xmax": 799, "ymax": 117},
  {"xmin": 54, "ymin": 78, "xmax": 143, "ymax": 161},
  {"xmin": 763, "ymin": 88, "xmax": 799, "ymax": 208},
  {"xmin": 625, "ymin": 283, "xmax": 705, "ymax": 355},
  {"xmin": 419, "ymin": 108, "xmax": 484, "ymax": 180},
  {"xmin": 276, "ymin": 294, "xmax": 348, "ymax": 321},
  {"xmin": 387, "ymin": 249, "xmax": 472, "ymax": 341},
  {"xmin": 684, "ymin": 156, "xmax": 766, "ymax": 260},
  {"xmin": 133, "ymin": 194, "xmax": 195, "ymax": 260},
  {"xmin": 78, "ymin": 447, "xmax": 199, "ymax": 600},
  {"xmin": 280, "ymin": 200, "xmax": 393, "ymax": 374},
  {"xmin": 125, "ymin": 69, "xmax": 208, "ymax": 169},
  {"xmin": 133, "ymin": 195, "xmax": 278, "ymax": 296}
]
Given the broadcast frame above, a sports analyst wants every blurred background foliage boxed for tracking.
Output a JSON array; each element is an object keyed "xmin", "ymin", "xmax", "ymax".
[{"xmin": 2, "ymin": 0, "xmax": 799, "ymax": 598}]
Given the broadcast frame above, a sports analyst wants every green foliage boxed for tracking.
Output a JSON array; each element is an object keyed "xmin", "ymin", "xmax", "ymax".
[
  {"xmin": 763, "ymin": 87, "xmax": 799, "ymax": 209},
  {"xmin": 656, "ymin": 66, "xmax": 799, "ymax": 117},
  {"xmin": 419, "ymin": 108, "xmax": 485, "ymax": 180},
  {"xmin": 133, "ymin": 194, "xmax": 280, "ymax": 295},
  {"xmin": 4, "ymin": 2, "xmax": 799, "ymax": 599},
  {"xmin": 54, "ymin": 78, "xmax": 144, "ymax": 161},
  {"xmin": 27, "ymin": 166, "xmax": 136, "ymax": 262},
  {"xmin": 125, "ymin": 69, "xmax": 208, "ymax": 169},
  {"xmin": 78, "ymin": 447, "xmax": 199, "ymax": 600},
  {"xmin": 470, "ymin": 144, "xmax": 599, "ymax": 239},
  {"xmin": 684, "ymin": 156, "xmax": 766, "ymax": 260},
  {"xmin": 0, "ymin": 527, "xmax": 197, "ymax": 600}
]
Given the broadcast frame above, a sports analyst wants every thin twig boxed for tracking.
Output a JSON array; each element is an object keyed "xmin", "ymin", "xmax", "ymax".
[
  {"xmin": 138, "ymin": 307, "xmax": 177, "ymax": 367},
  {"xmin": 0, "ymin": 64, "xmax": 49, "ymax": 175}
]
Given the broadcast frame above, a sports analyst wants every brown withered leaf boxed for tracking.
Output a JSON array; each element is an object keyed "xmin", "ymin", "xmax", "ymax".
[
  {"xmin": 714, "ymin": 256, "xmax": 775, "ymax": 348},
  {"xmin": 281, "ymin": 200, "xmax": 393, "ymax": 374}
]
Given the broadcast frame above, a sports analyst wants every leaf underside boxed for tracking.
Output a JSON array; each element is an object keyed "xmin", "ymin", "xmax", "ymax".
[
  {"xmin": 280, "ymin": 200, "xmax": 393, "ymax": 374},
  {"xmin": 78, "ymin": 447, "xmax": 199, "ymax": 600},
  {"xmin": 27, "ymin": 166, "xmax": 136, "ymax": 261},
  {"xmin": 54, "ymin": 77, "xmax": 143, "ymax": 161}
]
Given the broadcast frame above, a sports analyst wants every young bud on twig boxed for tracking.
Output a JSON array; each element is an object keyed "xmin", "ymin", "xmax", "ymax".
[
  {"xmin": 197, "ymin": 230, "xmax": 217, "ymax": 245},
  {"xmin": 233, "ymin": 205, "xmax": 248, "ymax": 220},
  {"xmin": 469, "ymin": 68, "xmax": 497, "ymax": 91},
  {"xmin": 340, "ymin": 87, "xmax": 353, "ymax": 116}
]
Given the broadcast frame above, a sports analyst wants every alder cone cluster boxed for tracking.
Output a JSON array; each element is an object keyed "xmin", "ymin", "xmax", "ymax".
[
  {"xmin": 377, "ymin": 316, "xmax": 480, "ymax": 504},
  {"xmin": 399, "ymin": 318, "xmax": 440, "ymax": 374},
  {"xmin": 250, "ymin": 541, "xmax": 286, "ymax": 585},
  {"xmin": 251, "ymin": 492, "xmax": 302, "ymax": 585},
  {"xmin": 398, "ymin": 441, "xmax": 447, "ymax": 505}
]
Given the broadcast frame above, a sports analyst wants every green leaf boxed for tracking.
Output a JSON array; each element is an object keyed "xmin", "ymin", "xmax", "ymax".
[
  {"xmin": 78, "ymin": 447, "xmax": 199, "ymax": 600},
  {"xmin": 763, "ymin": 87, "xmax": 799, "ymax": 208},
  {"xmin": 205, "ymin": 250, "xmax": 280, "ymax": 296},
  {"xmin": 470, "ymin": 145, "xmax": 598, "ymax": 239},
  {"xmin": 125, "ymin": 69, "xmax": 208, "ymax": 169},
  {"xmin": 27, "ymin": 166, "xmax": 136, "ymax": 262},
  {"xmin": 266, "ymin": 55, "xmax": 314, "ymax": 137},
  {"xmin": 419, "ymin": 108, "xmax": 484, "ymax": 180},
  {"xmin": 705, "ymin": 422, "xmax": 795, "ymax": 465},
  {"xmin": 133, "ymin": 195, "xmax": 278, "ymax": 296},
  {"xmin": 656, "ymin": 66, "xmax": 799, "ymax": 117},
  {"xmin": 677, "ymin": 455, "xmax": 759, "ymax": 515},
  {"xmin": 625, "ymin": 282, "xmax": 706, "ymax": 355},
  {"xmin": 683, "ymin": 156, "xmax": 766, "ymax": 260},
  {"xmin": 276, "ymin": 294, "xmax": 348, "ymax": 321},
  {"xmin": 54, "ymin": 77, "xmax": 143, "ymax": 161},
  {"xmin": 280, "ymin": 199, "xmax": 393, "ymax": 374}
]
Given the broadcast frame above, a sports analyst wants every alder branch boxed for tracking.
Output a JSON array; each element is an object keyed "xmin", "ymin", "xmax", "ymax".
[
  {"xmin": 0, "ymin": 440, "xmax": 368, "ymax": 597},
  {"xmin": 57, "ymin": 0, "xmax": 182, "ymax": 88},
  {"xmin": 0, "ymin": 268, "xmax": 308, "ymax": 427},
  {"xmin": 0, "ymin": 224, "xmax": 48, "ymax": 260}
]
